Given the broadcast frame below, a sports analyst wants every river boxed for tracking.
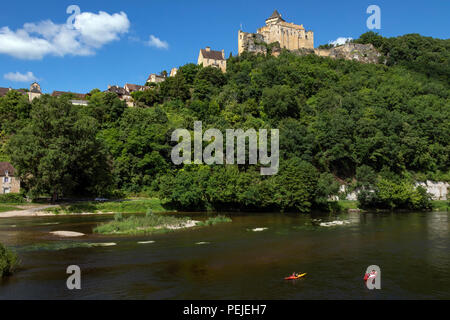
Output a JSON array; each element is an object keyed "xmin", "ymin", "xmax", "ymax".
[{"xmin": 0, "ymin": 211, "xmax": 449, "ymax": 299}]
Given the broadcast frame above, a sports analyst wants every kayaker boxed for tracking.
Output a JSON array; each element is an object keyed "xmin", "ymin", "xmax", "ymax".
[{"xmin": 365, "ymin": 270, "xmax": 377, "ymax": 283}]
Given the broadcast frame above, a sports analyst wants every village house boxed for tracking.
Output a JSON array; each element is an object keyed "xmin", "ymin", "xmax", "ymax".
[
  {"xmin": 0, "ymin": 162, "xmax": 20, "ymax": 194},
  {"xmin": 170, "ymin": 68, "xmax": 178, "ymax": 77},
  {"xmin": 105, "ymin": 85, "xmax": 133, "ymax": 107},
  {"xmin": 51, "ymin": 91, "xmax": 87, "ymax": 99},
  {"xmin": 0, "ymin": 82, "xmax": 42, "ymax": 102},
  {"xmin": 146, "ymin": 73, "xmax": 166, "ymax": 84},
  {"xmin": 0, "ymin": 87, "xmax": 10, "ymax": 97},
  {"xmin": 51, "ymin": 90, "xmax": 89, "ymax": 106},
  {"xmin": 197, "ymin": 47, "xmax": 227, "ymax": 72},
  {"xmin": 124, "ymin": 83, "xmax": 149, "ymax": 93}
]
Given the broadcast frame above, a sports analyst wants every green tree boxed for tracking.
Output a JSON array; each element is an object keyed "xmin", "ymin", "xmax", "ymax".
[
  {"xmin": 85, "ymin": 92, "xmax": 126, "ymax": 128},
  {"xmin": 7, "ymin": 96, "xmax": 113, "ymax": 201}
]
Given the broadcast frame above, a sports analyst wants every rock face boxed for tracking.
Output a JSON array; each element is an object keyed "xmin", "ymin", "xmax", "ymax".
[
  {"xmin": 240, "ymin": 38, "xmax": 382, "ymax": 64},
  {"xmin": 238, "ymin": 31, "xmax": 268, "ymax": 55},
  {"xmin": 314, "ymin": 43, "xmax": 382, "ymax": 64},
  {"xmin": 334, "ymin": 181, "xmax": 449, "ymax": 201},
  {"xmin": 50, "ymin": 231, "xmax": 85, "ymax": 237},
  {"xmin": 415, "ymin": 181, "xmax": 449, "ymax": 200}
]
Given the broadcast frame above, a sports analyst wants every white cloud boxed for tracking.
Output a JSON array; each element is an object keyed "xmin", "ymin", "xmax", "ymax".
[
  {"xmin": 0, "ymin": 10, "xmax": 130, "ymax": 60},
  {"xmin": 74, "ymin": 11, "xmax": 130, "ymax": 48},
  {"xmin": 4, "ymin": 71, "xmax": 38, "ymax": 82},
  {"xmin": 329, "ymin": 37, "xmax": 353, "ymax": 46},
  {"xmin": 147, "ymin": 35, "xmax": 169, "ymax": 49}
]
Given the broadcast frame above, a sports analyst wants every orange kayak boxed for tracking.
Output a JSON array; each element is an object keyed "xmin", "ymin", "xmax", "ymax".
[{"xmin": 285, "ymin": 273, "xmax": 307, "ymax": 280}]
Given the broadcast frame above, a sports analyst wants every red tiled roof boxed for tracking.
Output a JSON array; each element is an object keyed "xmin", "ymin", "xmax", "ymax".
[
  {"xmin": 0, "ymin": 88, "xmax": 28, "ymax": 97},
  {"xmin": 105, "ymin": 86, "xmax": 130, "ymax": 96},
  {"xmin": 200, "ymin": 49, "xmax": 225, "ymax": 61},
  {"xmin": 125, "ymin": 84, "xmax": 145, "ymax": 92},
  {"xmin": 147, "ymin": 74, "xmax": 165, "ymax": 82},
  {"xmin": 0, "ymin": 162, "xmax": 16, "ymax": 176},
  {"xmin": 52, "ymin": 91, "xmax": 87, "ymax": 99},
  {"xmin": 0, "ymin": 87, "xmax": 10, "ymax": 97}
]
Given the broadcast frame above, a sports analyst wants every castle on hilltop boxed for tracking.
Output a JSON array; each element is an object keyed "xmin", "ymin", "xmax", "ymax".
[
  {"xmin": 239, "ymin": 10, "xmax": 314, "ymax": 55},
  {"xmin": 238, "ymin": 10, "xmax": 382, "ymax": 64}
]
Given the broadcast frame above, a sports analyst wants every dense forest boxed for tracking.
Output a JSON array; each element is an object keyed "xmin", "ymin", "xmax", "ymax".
[{"xmin": 1, "ymin": 32, "xmax": 448, "ymax": 212}]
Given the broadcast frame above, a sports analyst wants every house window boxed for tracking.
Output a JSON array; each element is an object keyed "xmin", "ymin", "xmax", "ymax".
[
  {"xmin": 3, "ymin": 188, "xmax": 10, "ymax": 194},
  {"xmin": 4, "ymin": 177, "xmax": 9, "ymax": 183}
]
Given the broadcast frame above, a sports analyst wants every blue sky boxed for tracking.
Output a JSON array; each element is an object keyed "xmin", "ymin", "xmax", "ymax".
[{"xmin": 0, "ymin": 0, "xmax": 448, "ymax": 94}]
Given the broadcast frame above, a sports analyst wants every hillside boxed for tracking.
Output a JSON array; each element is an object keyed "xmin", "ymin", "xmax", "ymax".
[{"xmin": 1, "ymin": 32, "xmax": 449, "ymax": 211}]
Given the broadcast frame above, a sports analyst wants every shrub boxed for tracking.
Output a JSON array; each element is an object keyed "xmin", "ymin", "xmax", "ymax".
[
  {"xmin": 196, "ymin": 215, "xmax": 232, "ymax": 226},
  {"xmin": 0, "ymin": 243, "xmax": 18, "ymax": 277},
  {"xmin": 358, "ymin": 178, "xmax": 432, "ymax": 210},
  {"xmin": 0, "ymin": 193, "xmax": 25, "ymax": 204}
]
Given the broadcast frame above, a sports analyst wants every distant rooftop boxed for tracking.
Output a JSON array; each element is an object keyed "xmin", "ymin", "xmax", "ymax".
[
  {"xmin": 200, "ymin": 48, "xmax": 225, "ymax": 61},
  {"xmin": 52, "ymin": 91, "xmax": 87, "ymax": 99},
  {"xmin": 0, "ymin": 162, "xmax": 15, "ymax": 176}
]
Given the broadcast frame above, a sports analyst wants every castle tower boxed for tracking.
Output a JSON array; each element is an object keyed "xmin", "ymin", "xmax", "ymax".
[
  {"xmin": 239, "ymin": 10, "xmax": 314, "ymax": 56},
  {"xmin": 28, "ymin": 82, "xmax": 42, "ymax": 102},
  {"xmin": 265, "ymin": 10, "xmax": 285, "ymax": 25}
]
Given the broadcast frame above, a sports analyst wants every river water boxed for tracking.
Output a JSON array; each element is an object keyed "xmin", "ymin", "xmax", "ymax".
[{"xmin": 0, "ymin": 211, "xmax": 449, "ymax": 299}]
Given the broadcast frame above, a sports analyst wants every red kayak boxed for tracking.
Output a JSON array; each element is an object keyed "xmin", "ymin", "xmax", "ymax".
[{"xmin": 285, "ymin": 273, "xmax": 307, "ymax": 280}]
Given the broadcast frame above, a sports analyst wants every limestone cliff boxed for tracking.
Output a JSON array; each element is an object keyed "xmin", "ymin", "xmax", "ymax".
[{"xmin": 314, "ymin": 43, "xmax": 383, "ymax": 64}]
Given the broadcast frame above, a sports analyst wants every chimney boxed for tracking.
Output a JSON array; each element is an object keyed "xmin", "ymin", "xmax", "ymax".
[
  {"xmin": 222, "ymin": 49, "xmax": 225, "ymax": 58},
  {"xmin": 206, "ymin": 46, "xmax": 211, "ymax": 52}
]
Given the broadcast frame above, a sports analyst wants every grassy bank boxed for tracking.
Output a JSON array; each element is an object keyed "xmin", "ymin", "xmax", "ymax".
[
  {"xmin": 93, "ymin": 212, "xmax": 193, "ymax": 235},
  {"xmin": 44, "ymin": 198, "xmax": 167, "ymax": 215},
  {"xmin": 432, "ymin": 201, "xmax": 449, "ymax": 211},
  {"xmin": 0, "ymin": 205, "xmax": 24, "ymax": 213},
  {"xmin": 0, "ymin": 243, "xmax": 18, "ymax": 277},
  {"xmin": 94, "ymin": 212, "xmax": 233, "ymax": 235}
]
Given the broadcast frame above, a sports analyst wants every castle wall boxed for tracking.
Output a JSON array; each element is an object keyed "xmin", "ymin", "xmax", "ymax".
[
  {"xmin": 240, "ymin": 14, "xmax": 314, "ymax": 56},
  {"xmin": 257, "ymin": 21, "xmax": 314, "ymax": 50},
  {"xmin": 238, "ymin": 31, "xmax": 267, "ymax": 56}
]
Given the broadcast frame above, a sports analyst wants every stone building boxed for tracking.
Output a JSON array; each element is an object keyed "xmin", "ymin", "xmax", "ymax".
[
  {"xmin": 0, "ymin": 162, "xmax": 20, "ymax": 194},
  {"xmin": 105, "ymin": 85, "xmax": 133, "ymax": 107},
  {"xmin": 239, "ymin": 10, "xmax": 314, "ymax": 55},
  {"xmin": 198, "ymin": 47, "xmax": 227, "ymax": 72},
  {"xmin": 0, "ymin": 82, "xmax": 42, "ymax": 102},
  {"xmin": 147, "ymin": 73, "xmax": 166, "ymax": 84},
  {"xmin": 124, "ymin": 83, "xmax": 148, "ymax": 93},
  {"xmin": 170, "ymin": 68, "xmax": 178, "ymax": 77},
  {"xmin": 28, "ymin": 82, "xmax": 42, "ymax": 101}
]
